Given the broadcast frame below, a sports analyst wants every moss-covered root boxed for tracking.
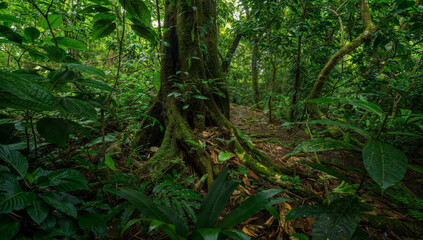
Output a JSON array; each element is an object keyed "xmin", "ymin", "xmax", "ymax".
[
  {"xmin": 134, "ymin": 101, "xmax": 215, "ymax": 189},
  {"xmin": 208, "ymin": 100, "xmax": 318, "ymax": 199}
]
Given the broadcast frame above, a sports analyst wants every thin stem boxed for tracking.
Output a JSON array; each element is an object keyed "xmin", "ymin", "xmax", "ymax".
[
  {"xmin": 27, "ymin": 0, "xmax": 58, "ymax": 46},
  {"xmin": 306, "ymin": 120, "xmax": 331, "ymax": 204}
]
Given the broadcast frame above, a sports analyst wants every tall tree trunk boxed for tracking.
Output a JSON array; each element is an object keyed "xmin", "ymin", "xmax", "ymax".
[
  {"xmin": 222, "ymin": 32, "xmax": 243, "ymax": 73},
  {"xmin": 252, "ymin": 38, "xmax": 259, "ymax": 106},
  {"xmin": 133, "ymin": 0, "xmax": 314, "ymax": 195},
  {"xmin": 290, "ymin": 32, "xmax": 302, "ymax": 121},
  {"xmin": 306, "ymin": 0, "xmax": 378, "ymax": 118},
  {"xmin": 268, "ymin": 53, "xmax": 277, "ymax": 123}
]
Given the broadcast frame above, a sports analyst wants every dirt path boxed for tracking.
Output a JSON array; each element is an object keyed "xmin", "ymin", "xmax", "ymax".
[{"xmin": 228, "ymin": 104, "xmax": 422, "ymax": 240}]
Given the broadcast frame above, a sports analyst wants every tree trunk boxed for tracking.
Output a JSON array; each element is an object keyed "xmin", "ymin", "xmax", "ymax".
[
  {"xmin": 252, "ymin": 38, "xmax": 260, "ymax": 106},
  {"xmin": 306, "ymin": 0, "xmax": 378, "ymax": 118},
  {"xmin": 222, "ymin": 32, "xmax": 243, "ymax": 73},
  {"xmin": 133, "ymin": 0, "xmax": 315, "ymax": 196},
  {"xmin": 289, "ymin": 32, "xmax": 302, "ymax": 121}
]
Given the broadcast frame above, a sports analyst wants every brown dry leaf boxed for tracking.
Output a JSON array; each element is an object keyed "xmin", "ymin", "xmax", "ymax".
[
  {"xmin": 242, "ymin": 226, "xmax": 258, "ymax": 238},
  {"xmin": 201, "ymin": 131, "xmax": 212, "ymax": 138},
  {"xmin": 242, "ymin": 175, "xmax": 251, "ymax": 186},
  {"xmin": 210, "ymin": 150, "xmax": 218, "ymax": 163},
  {"xmin": 247, "ymin": 169, "xmax": 260, "ymax": 180},
  {"xmin": 239, "ymin": 185, "xmax": 252, "ymax": 196}
]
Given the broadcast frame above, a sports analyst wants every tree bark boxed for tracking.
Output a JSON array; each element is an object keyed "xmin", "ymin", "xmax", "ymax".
[
  {"xmin": 290, "ymin": 31, "xmax": 302, "ymax": 121},
  {"xmin": 221, "ymin": 32, "xmax": 243, "ymax": 73},
  {"xmin": 306, "ymin": 0, "xmax": 378, "ymax": 118},
  {"xmin": 252, "ymin": 38, "xmax": 259, "ymax": 106},
  {"xmin": 134, "ymin": 0, "xmax": 316, "ymax": 195}
]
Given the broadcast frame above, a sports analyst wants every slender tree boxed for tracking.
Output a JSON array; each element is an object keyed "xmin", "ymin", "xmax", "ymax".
[{"xmin": 306, "ymin": 0, "xmax": 378, "ymax": 118}]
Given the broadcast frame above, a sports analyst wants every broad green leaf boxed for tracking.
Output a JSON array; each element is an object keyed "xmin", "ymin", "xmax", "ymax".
[
  {"xmin": 27, "ymin": 199, "xmax": 49, "ymax": 224},
  {"xmin": 78, "ymin": 212, "xmax": 107, "ymax": 237},
  {"xmin": 115, "ymin": 187, "xmax": 187, "ymax": 237},
  {"xmin": 287, "ymin": 197, "xmax": 367, "ymax": 240},
  {"xmin": 92, "ymin": 20, "xmax": 116, "ymax": 39},
  {"xmin": 93, "ymin": 12, "xmax": 116, "ymax": 23},
  {"xmin": 301, "ymin": 161, "xmax": 352, "ymax": 183},
  {"xmin": 24, "ymin": 27, "xmax": 40, "ymax": 42},
  {"xmin": 196, "ymin": 228, "xmax": 220, "ymax": 240},
  {"xmin": 308, "ymin": 97, "xmax": 383, "ymax": 116},
  {"xmin": 43, "ymin": 45, "xmax": 66, "ymax": 62},
  {"xmin": 105, "ymin": 153, "xmax": 116, "ymax": 171},
  {"xmin": 0, "ymin": 144, "xmax": 28, "ymax": 178},
  {"xmin": 37, "ymin": 117, "xmax": 70, "ymax": 147},
  {"xmin": 28, "ymin": 48, "xmax": 46, "ymax": 60},
  {"xmin": 44, "ymin": 169, "xmax": 89, "ymax": 192},
  {"xmin": 83, "ymin": 4, "xmax": 111, "ymax": 13},
  {"xmin": 0, "ymin": 14, "xmax": 23, "ymax": 23},
  {"xmin": 362, "ymin": 140, "xmax": 408, "ymax": 191},
  {"xmin": 40, "ymin": 14, "xmax": 63, "ymax": 30},
  {"xmin": 293, "ymin": 138, "xmax": 360, "ymax": 154},
  {"xmin": 63, "ymin": 97, "xmax": 97, "ymax": 120},
  {"xmin": 74, "ymin": 79, "xmax": 115, "ymax": 91},
  {"xmin": 0, "ymin": 93, "xmax": 56, "ymax": 112},
  {"xmin": 64, "ymin": 63, "xmax": 106, "ymax": 78},
  {"xmin": 148, "ymin": 219, "xmax": 184, "ymax": 240},
  {"xmin": 0, "ymin": 71, "xmax": 60, "ymax": 111},
  {"xmin": 0, "ymin": 25, "xmax": 23, "ymax": 44},
  {"xmin": 218, "ymin": 189, "xmax": 287, "ymax": 229},
  {"xmin": 345, "ymin": 99, "xmax": 383, "ymax": 116},
  {"xmin": 56, "ymin": 37, "xmax": 86, "ymax": 50},
  {"xmin": 0, "ymin": 215, "xmax": 20, "ymax": 240},
  {"xmin": 40, "ymin": 191, "xmax": 77, "ymax": 218},
  {"xmin": 131, "ymin": 23, "xmax": 157, "ymax": 43},
  {"xmin": 286, "ymin": 205, "xmax": 323, "ymax": 221},
  {"xmin": 120, "ymin": 0, "xmax": 151, "ymax": 25},
  {"xmin": 218, "ymin": 151, "xmax": 231, "ymax": 162},
  {"xmin": 197, "ymin": 167, "xmax": 240, "ymax": 228},
  {"xmin": 0, "ymin": 181, "xmax": 36, "ymax": 213}
]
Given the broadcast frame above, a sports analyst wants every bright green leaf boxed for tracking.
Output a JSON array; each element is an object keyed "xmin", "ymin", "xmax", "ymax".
[
  {"xmin": 40, "ymin": 14, "xmax": 63, "ymax": 30},
  {"xmin": 217, "ymin": 151, "xmax": 231, "ymax": 162},
  {"xmin": 105, "ymin": 153, "xmax": 116, "ymax": 171},
  {"xmin": 56, "ymin": 37, "xmax": 86, "ymax": 50}
]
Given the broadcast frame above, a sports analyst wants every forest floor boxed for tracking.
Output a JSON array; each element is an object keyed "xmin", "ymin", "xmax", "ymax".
[{"xmin": 215, "ymin": 104, "xmax": 423, "ymax": 240}]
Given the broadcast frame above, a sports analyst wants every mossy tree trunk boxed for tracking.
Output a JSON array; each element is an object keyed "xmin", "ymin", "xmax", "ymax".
[
  {"xmin": 134, "ymin": 0, "xmax": 314, "ymax": 195},
  {"xmin": 306, "ymin": 0, "xmax": 378, "ymax": 118}
]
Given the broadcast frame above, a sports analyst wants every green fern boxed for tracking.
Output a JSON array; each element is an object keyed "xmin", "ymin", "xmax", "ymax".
[{"xmin": 152, "ymin": 180, "xmax": 202, "ymax": 225}]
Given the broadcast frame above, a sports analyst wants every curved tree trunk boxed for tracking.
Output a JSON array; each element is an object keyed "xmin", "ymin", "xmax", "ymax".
[{"xmin": 306, "ymin": 0, "xmax": 378, "ymax": 118}]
